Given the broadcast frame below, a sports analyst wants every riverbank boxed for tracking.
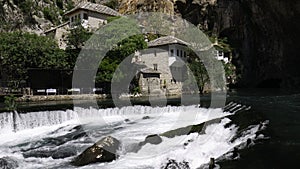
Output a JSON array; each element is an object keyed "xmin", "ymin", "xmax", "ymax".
[
  {"xmin": 15, "ymin": 94, "xmax": 108, "ymax": 102},
  {"xmin": 0, "ymin": 94, "xmax": 210, "ymax": 113}
]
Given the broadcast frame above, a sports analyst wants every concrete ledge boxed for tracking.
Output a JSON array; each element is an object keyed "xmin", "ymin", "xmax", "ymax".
[{"xmin": 16, "ymin": 94, "xmax": 108, "ymax": 102}]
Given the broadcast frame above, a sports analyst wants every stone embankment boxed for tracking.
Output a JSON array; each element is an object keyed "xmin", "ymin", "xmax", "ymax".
[{"xmin": 16, "ymin": 94, "xmax": 108, "ymax": 102}]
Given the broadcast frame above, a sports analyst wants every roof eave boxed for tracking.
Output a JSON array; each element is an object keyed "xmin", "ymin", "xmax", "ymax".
[
  {"xmin": 64, "ymin": 8, "xmax": 81, "ymax": 16},
  {"xmin": 148, "ymin": 42, "xmax": 189, "ymax": 48},
  {"xmin": 64, "ymin": 8, "xmax": 120, "ymax": 17},
  {"xmin": 44, "ymin": 21, "xmax": 70, "ymax": 34}
]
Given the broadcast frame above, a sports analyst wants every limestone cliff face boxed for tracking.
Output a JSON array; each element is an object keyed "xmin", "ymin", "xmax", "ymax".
[
  {"xmin": 177, "ymin": 0, "xmax": 300, "ymax": 88},
  {"xmin": 119, "ymin": 0, "xmax": 300, "ymax": 89},
  {"xmin": 0, "ymin": 0, "xmax": 108, "ymax": 34},
  {"xmin": 1, "ymin": 0, "xmax": 299, "ymax": 88},
  {"xmin": 182, "ymin": 0, "xmax": 300, "ymax": 88},
  {"xmin": 0, "ymin": 0, "xmax": 72, "ymax": 34},
  {"xmin": 119, "ymin": 0, "xmax": 175, "ymax": 15}
]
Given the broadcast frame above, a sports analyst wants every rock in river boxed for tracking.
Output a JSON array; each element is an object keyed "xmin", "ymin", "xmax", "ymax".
[
  {"xmin": 0, "ymin": 156, "xmax": 19, "ymax": 169},
  {"xmin": 139, "ymin": 134, "xmax": 163, "ymax": 146},
  {"xmin": 71, "ymin": 136, "xmax": 120, "ymax": 166},
  {"xmin": 162, "ymin": 159, "xmax": 190, "ymax": 169},
  {"xmin": 52, "ymin": 146, "xmax": 78, "ymax": 159}
]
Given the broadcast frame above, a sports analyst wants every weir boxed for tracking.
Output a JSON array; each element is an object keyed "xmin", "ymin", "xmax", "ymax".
[
  {"xmin": 0, "ymin": 110, "xmax": 78, "ymax": 133},
  {"xmin": 0, "ymin": 105, "xmax": 203, "ymax": 133},
  {"xmin": 0, "ymin": 104, "xmax": 246, "ymax": 133}
]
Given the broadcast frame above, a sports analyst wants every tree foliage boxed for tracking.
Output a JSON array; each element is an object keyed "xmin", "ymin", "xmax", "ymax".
[
  {"xmin": 95, "ymin": 16, "xmax": 147, "ymax": 83},
  {"xmin": 4, "ymin": 95, "xmax": 17, "ymax": 111},
  {"xmin": 65, "ymin": 25, "xmax": 93, "ymax": 69},
  {"xmin": 104, "ymin": 0, "xmax": 119, "ymax": 10},
  {"xmin": 66, "ymin": 25, "xmax": 93, "ymax": 50},
  {"xmin": 0, "ymin": 32, "xmax": 68, "ymax": 88},
  {"xmin": 97, "ymin": 34, "xmax": 147, "ymax": 83},
  {"xmin": 186, "ymin": 51, "xmax": 210, "ymax": 94}
]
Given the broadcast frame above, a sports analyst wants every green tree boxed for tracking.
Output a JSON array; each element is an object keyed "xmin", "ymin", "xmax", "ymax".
[
  {"xmin": 0, "ymin": 32, "xmax": 68, "ymax": 89},
  {"xmin": 4, "ymin": 95, "xmax": 17, "ymax": 111},
  {"xmin": 104, "ymin": 0, "xmax": 119, "ymax": 10},
  {"xmin": 65, "ymin": 25, "xmax": 93, "ymax": 68},
  {"xmin": 96, "ymin": 34, "xmax": 147, "ymax": 83},
  {"xmin": 66, "ymin": 25, "xmax": 92, "ymax": 50},
  {"xmin": 187, "ymin": 59, "xmax": 209, "ymax": 94},
  {"xmin": 94, "ymin": 16, "xmax": 147, "ymax": 83}
]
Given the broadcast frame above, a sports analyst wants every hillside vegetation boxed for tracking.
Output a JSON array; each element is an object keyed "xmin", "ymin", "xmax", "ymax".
[{"xmin": 0, "ymin": 0, "xmax": 115, "ymax": 33}]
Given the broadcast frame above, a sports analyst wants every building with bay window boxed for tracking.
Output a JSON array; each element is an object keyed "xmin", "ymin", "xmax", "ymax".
[{"xmin": 133, "ymin": 36, "xmax": 190, "ymax": 96}]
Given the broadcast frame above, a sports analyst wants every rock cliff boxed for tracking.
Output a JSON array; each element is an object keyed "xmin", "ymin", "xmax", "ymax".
[
  {"xmin": 1, "ymin": 0, "xmax": 299, "ymax": 89},
  {"xmin": 0, "ymin": 0, "xmax": 109, "ymax": 34},
  {"xmin": 178, "ymin": 0, "xmax": 300, "ymax": 88},
  {"xmin": 119, "ymin": 0, "xmax": 175, "ymax": 15},
  {"xmin": 119, "ymin": 0, "xmax": 300, "ymax": 89}
]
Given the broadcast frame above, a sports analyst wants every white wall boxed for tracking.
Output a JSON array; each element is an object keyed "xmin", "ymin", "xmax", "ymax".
[
  {"xmin": 136, "ymin": 44, "xmax": 189, "ymax": 95},
  {"xmin": 68, "ymin": 10, "xmax": 110, "ymax": 30}
]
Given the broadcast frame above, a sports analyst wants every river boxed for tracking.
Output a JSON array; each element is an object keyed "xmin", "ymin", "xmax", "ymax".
[{"xmin": 0, "ymin": 89, "xmax": 298, "ymax": 168}]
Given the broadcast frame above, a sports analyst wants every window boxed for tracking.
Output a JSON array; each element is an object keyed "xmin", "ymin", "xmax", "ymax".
[
  {"xmin": 83, "ymin": 13, "xmax": 88, "ymax": 20},
  {"xmin": 177, "ymin": 49, "xmax": 179, "ymax": 56},
  {"xmin": 71, "ymin": 16, "xmax": 74, "ymax": 22},
  {"xmin": 180, "ymin": 50, "xmax": 183, "ymax": 57},
  {"xmin": 153, "ymin": 64, "xmax": 158, "ymax": 71},
  {"xmin": 170, "ymin": 49, "xmax": 174, "ymax": 56},
  {"xmin": 184, "ymin": 52, "xmax": 186, "ymax": 58}
]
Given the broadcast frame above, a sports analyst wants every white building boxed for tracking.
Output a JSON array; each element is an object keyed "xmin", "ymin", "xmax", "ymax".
[
  {"xmin": 133, "ymin": 36, "xmax": 232, "ymax": 95},
  {"xmin": 214, "ymin": 47, "xmax": 229, "ymax": 63},
  {"xmin": 44, "ymin": 2, "xmax": 121, "ymax": 49},
  {"xmin": 64, "ymin": 2, "xmax": 121, "ymax": 30},
  {"xmin": 133, "ymin": 36, "xmax": 189, "ymax": 96}
]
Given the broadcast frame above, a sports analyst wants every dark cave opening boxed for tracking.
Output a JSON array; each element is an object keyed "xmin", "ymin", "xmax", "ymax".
[{"xmin": 256, "ymin": 78, "xmax": 282, "ymax": 88}]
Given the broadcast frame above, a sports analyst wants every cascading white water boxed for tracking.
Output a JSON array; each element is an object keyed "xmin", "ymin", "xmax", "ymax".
[
  {"xmin": 0, "ymin": 110, "xmax": 78, "ymax": 133},
  {"xmin": 0, "ymin": 105, "xmax": 267, "ymax": 169},
  {"xmin": 75, "ymin": 105, "xmax": 204, "ymax": 117},
  {"xmin": 0, "ymin": 105, "xmax": 226, "ymax": 133}
]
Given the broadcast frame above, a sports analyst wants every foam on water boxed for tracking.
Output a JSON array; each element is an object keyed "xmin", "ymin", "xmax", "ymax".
[
  {"xmin": 0, "ymin": 105, "xmax": 227, "ymax": 133},
  {"xmin": 0, "ymin": 110, "xmax": 78, "ymax": 134},
  {"xmin": 0, "ymin": 105, "xmax": 265, "ymax": 169},
  {"xmin": 81, "ymin": 118, "xmax": 264, "ymax": 169}
]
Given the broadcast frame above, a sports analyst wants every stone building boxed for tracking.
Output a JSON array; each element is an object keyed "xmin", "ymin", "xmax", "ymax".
[
  {"xmin": 64, "ymin": 2, "xmax": 121, "ymax": 30},
  {"xmin": 133, "ymin": 35, "xmax": 231, "ymax": 96},
  {"xmin": 44, "ymin": 22, "xmax": 70, "ymax": 50},
  {"xmin": 44, "ymin": 2, "xmax": 121, "ymax": 49},
  {"xmin": 133, "ymin": 36, "xmax": 190, "ymax": 96}
]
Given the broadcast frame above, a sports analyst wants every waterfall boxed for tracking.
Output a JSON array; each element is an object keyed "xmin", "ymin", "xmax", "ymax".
[
  {"xmin": 75, "ymin": 105, "xmax": 204, "ymax": 118},
  {"xmin": 0, "ymin": 110, "xmax": 78, "ymax": 133},
  {"xmin": 0, "ymin": 105, "xmax": 225, "ymax": 133}
]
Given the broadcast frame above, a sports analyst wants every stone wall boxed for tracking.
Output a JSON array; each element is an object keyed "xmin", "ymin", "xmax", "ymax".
[
  {"xmin": 137, "ymin": 45, "xmax": 185, "ymax": 95},
  {"xmin": 87, "ymin": 11, "xmax": 110, "ymax": 29},
  {"xmin": 140, "ymin": 47, "xmax": 172, "ymax": 84}
]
